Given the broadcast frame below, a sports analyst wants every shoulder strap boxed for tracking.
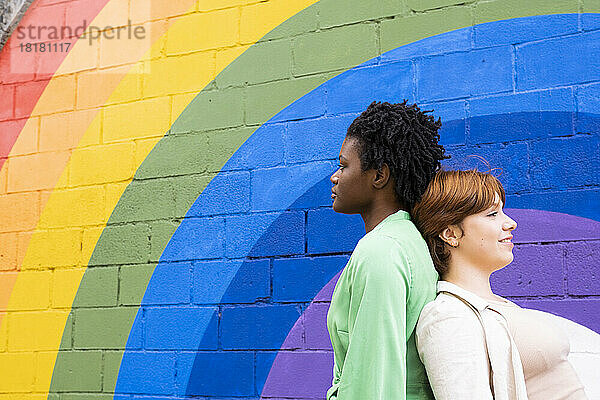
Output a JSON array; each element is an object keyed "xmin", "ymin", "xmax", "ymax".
[{"xmin": 439, "ymin": 290, "xmax": 496, "ymax": 399}]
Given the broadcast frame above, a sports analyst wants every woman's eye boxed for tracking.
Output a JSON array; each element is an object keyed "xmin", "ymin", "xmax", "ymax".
[{"xmin": 487, "ymin": 211, "xmax": 498, "ymax": 217}]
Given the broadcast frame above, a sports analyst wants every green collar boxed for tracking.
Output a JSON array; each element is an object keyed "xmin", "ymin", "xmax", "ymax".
[{"xmin": 373, "ymin": 209, "xmax": 411, "ymax": 232}]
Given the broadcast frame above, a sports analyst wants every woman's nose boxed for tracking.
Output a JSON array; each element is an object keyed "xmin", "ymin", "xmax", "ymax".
[
  {"xmin": 504, "ymin": 215, "xmax": 517, "ymax": 231},
  {"xmin": 330, "ymin": 171, "xmax": 338, "ymax": 184}
]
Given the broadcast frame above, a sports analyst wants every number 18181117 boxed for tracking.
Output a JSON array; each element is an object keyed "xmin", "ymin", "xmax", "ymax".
[{"xmin": 20, "ymin": 42, "xmax": 71, "ymax": 52}]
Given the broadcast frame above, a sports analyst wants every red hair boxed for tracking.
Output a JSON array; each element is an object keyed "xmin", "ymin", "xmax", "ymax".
[{"xmin": 412, "ymin": 169, "xmax": 506, "ymax": 275}]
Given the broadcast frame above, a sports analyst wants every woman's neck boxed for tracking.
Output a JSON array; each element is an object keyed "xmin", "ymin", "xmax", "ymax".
[
  {"xmin": 361, "ymin": 195, "xmax": 404, "ymax": 233},
  {"xmin": 443, "ymin": 262, "xmax": 499, "ymax": 302},
  {"xmin": 361, "ymin": 204, "xmax": 403, "ymax": 233}
]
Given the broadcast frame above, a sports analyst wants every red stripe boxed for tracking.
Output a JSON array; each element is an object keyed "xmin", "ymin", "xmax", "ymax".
[{"xmin": 0, "ymin": 0, "xmax": 110, "ymax": 169}]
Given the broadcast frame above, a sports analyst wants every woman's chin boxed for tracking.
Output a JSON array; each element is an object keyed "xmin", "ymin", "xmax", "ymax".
[
  {"xmin": 496, "ymin": 256, "xmax": 514, "ymax": 270},
  {"xmin": 332, "ymin": 199, "xmax": 339, "ymax": 212}
]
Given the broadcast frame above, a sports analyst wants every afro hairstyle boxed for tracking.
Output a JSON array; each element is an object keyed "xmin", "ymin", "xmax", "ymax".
[{"xmin": 346, "ymin": 100, "xmax": 448, "ymax": 210}]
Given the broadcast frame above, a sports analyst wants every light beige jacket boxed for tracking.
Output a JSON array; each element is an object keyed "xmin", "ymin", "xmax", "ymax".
[{"xmin": 416, "ymin": 281, "xmax": 529, "ymax": 400}]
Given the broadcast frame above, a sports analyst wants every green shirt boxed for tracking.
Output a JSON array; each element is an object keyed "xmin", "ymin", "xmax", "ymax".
[{"xmin": 326, "ymin": 210, "xmax": 438, "ymax": 400}]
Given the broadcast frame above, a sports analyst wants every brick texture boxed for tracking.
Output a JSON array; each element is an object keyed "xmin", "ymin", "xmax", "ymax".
[{"xmin": 1, "ymin": 2, "xmax": 599, "ymax": 400}]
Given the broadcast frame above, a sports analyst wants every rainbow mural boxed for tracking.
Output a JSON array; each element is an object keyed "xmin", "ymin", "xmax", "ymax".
[{"xmin": 1, "ymin": 0, "xmax": 599, "ymax": 398}]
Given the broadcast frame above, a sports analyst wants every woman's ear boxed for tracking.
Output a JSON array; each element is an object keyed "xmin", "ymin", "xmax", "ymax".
[
  {"xmin": 373, "ymin": 163, "xmax": 391, "ymax": 189},
  {"xmin": 439, "ymin": 225, "xmax": 461, "ymax": 248}
]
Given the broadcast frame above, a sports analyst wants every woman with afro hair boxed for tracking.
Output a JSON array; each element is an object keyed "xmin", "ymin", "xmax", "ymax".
[{"xmin": 326, "ymin": 100, "xmax": 447, "ymax": 400}]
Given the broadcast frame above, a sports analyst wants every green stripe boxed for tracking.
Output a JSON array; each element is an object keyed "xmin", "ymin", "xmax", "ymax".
[{"xmin": 50, "ymin": 0, "xmax": 591, "ymax": 395}]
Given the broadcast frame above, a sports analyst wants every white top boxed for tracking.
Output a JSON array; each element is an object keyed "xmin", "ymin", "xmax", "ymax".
[
  {"xmin": 416, "ymin": 281, "xmax": 528, "ymax": 400},
  {"xmin": 490, "ymin": 301, "xmax": 588, "ymax": 399}
]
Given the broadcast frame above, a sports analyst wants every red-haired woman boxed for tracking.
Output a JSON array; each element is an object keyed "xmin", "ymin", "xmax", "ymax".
[{"xmin": 412, "ymin": 170, "xmax": 587, "ymax": 400}]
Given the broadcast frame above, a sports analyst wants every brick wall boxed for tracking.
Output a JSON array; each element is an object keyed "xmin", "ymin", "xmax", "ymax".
[{"xmin": 0, "ymin": 0, "xmax": 599, "ymax": 399}]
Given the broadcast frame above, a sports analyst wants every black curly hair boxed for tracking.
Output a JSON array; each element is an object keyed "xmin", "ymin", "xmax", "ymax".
[{"xmin": 346, "ymin": 100, "xmax": 448, "ymax": 210}]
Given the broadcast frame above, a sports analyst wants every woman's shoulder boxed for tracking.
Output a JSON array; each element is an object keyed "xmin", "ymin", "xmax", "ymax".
[
  {"xmin": 416, "ymin": 293, "xmax": 488, "ymax": 352},
  {"xmin": 355, "ymin": 230, "xmax": 399, "ymax": 251},
  {"xmin": 418, "ymin": 292, "xmax": 481, "ymax": 328},
  {"xmin": 350, "ymin": 233, "xmax": 406, "ymax": 270},
  {"xmin": 422, "ymin": 291, "xmax": 476, "ymax": 311}
]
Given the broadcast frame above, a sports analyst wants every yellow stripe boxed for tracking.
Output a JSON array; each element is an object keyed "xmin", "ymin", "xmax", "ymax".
[{"xmin": 0, "ymin": 0, "xmax": 319, "ymax": 395}]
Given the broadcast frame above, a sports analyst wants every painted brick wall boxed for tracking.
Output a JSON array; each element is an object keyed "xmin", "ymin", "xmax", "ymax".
[{"xmin": 0, "ymin": 0, "xmax": 599, "ymax": 399}]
